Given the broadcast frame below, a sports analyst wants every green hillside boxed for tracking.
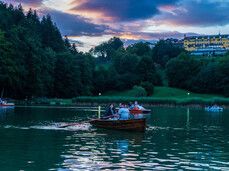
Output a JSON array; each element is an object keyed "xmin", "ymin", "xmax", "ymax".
[{"xmin": 103, "ymin": 86, "xmax": 223, "ymax": 99}]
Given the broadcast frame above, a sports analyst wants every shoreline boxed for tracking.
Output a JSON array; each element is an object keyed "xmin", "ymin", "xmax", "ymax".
[
  {"xmin": 72, "ymin": 96, "xmax": 229, "ymax": 109},
  {"xmin": 8, "ymin": 96, "xmax": 229, "ymax": 109},
  {"xmin": 12, "ymin": 102, "xmax": 229, "ymax": 109},
  {"xmin": 74, "ymin": 102, "xmax": 229, "ymax": 109}
]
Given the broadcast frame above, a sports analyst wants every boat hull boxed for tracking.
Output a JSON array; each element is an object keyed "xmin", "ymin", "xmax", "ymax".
[
  {"xmin": 0, "ymin": 103, "xmax": 14, "ymax": 107},
  {"xmin": 115, "ymin": 108, "xmax": 151, "ymax": 114},
  {"xmin": 205, "ymin": 108, "xmax": 223, "ymax": 112},
  {"xmin": 90, "ymin": 118, "xmax": 147, "ymax": 132}
]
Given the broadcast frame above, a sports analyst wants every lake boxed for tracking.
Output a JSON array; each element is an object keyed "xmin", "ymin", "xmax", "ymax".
[{"xmin": 0, "ymin": 106, "xmax": 229, "ymax": 170}]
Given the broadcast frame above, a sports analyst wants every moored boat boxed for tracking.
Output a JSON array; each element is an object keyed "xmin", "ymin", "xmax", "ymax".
[
  {"xmin": 0, "ymin": 102, "xmax": 14, "ymax": 107},
  {"xmin": 115, "ymin": 108, "xmax": 151, "ymax": 114},
  {"xmin": 90, "ymin": 118, "xmax": 147, "ymax": 132}
]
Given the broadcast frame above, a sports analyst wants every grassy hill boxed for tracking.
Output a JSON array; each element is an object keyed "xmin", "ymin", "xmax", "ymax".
[{"xmin": 103, "ymin": 86, "xmax": 223, "ymax": 99}]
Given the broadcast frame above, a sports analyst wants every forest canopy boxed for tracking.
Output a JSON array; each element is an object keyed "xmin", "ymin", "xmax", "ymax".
[{"xmin": 1, "ymin": 2, "xmax": 229, "ymax": 99}]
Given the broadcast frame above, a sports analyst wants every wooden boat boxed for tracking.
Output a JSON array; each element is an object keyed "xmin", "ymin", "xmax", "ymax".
[
  {"xmin": 90, "ymin": 118, "xmax": 147, "ymax": 132},
  {"xmin": 0, "ymin": 103, "xmax": 14, "ymax": 107},
  {"xmin": 115, "ymin": 108, "xmax": 151, "ymax": 114}
]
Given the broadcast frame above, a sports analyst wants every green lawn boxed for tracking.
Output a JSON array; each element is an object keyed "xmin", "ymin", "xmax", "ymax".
[
  {"xmin": 152, "ymin": 86, "xmax": 223, "ymax": 99},
  {"xmin": 103, "ymin": 86, "xmax": 224, "ymax": 99},
  {"xmin": 102, "ymin": 90, "xmax": 135, "ymax": 97}
]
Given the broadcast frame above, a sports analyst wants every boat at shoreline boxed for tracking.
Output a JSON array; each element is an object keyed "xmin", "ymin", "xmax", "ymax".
[
  {"xmin": 115, "ymin": 108, "xmax": 151, "ymax": 114},
  {"xmin": 90, "ymin": 118, "xmax": 147, "ymax": 132},
  {"xmin": 0, "ymin": 103, "xmax": 14, "ymax": 107}
]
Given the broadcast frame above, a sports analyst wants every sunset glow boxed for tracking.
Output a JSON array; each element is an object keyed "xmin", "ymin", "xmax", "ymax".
[
  {"xmin": 42, "ymin": 0, "xmax": 74, "ymax": 12},
  {"xmin": 4, "ymin": 0, "xmax": 229, "ymax": 52}
]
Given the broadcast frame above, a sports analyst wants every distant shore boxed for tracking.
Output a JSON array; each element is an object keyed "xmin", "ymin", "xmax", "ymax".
[
  {"xmin": 74, "ymin": 102, "xmax": 229, "ymax": 109},
  {"xmin": 12, "ymin": 96, "xmax": 229, "ymax": 109}
]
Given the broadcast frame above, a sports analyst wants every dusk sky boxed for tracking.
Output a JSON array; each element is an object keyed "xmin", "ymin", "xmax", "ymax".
[{"xmin": 4, "ymin": 0, "xmax": 229, "ymax": 52}]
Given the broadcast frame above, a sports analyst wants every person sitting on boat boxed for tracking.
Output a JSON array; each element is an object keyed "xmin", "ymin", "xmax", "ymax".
[
  {"xmin": 133, "ymin": 101, "xmax": 145, "ymax": 110},
  {"xmin": 211, "ymin": 104, "xmax": 218, "ymax": 109},
  {"xmin": 104, "ymin": 103, "xmax": 115, "ymax": 117},
  {"xmin": 118, "ymin": 103, "xmax": 130, "ymax": 120},
  {"xmin": 129, "ymin": 102, "xmax": 135, "ymax": 109},
  {"xmin": 133, "ymin": 101, "xmax": 139, "ymax": 110}
]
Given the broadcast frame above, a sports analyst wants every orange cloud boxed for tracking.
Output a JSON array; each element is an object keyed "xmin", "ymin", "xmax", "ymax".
[{"xmin": 158, "ymin": 5, "xmax": 177, "ymax": 15}]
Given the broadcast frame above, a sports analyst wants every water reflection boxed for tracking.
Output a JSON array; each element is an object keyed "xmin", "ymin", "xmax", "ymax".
[
  {"xmin": 131, "ymin": 113, "xmax": 150, "ymax": 119},
  {"xmin": 58, "ymin": 108, "xmax": 229, "ymax": 170},
  {"xmin": 0, "ymin": 107, "xmax": 14, "ymax": 123},
  {"xmin": 60, "ymin": 129, "xmax": 145, "ymax": 170}
]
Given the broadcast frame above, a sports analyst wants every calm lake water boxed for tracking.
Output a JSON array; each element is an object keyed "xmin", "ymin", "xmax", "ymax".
[{"xmin": 0, "ymin": 106, "xmax": 229, "ymax": 170}]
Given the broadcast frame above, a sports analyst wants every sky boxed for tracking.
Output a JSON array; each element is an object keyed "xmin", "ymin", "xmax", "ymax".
[{"xmin": 4, "ymin": 0, "xmax": 229, "ymax": 52}]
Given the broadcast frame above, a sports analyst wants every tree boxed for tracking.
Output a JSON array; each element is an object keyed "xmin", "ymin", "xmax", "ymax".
[
  {"xmin": 215, "ymin": 56, "xmax": 229, "ymax": 96},
  {"xmin": 126, "ymin": 42, "xmax": 151, "ymax": 56},
  {"xmin": 40, "ymin": 48, "xmax": 57, "ymax": 97},
  {"xmin": 135, "ymin": 56, "xmax": 162, "ymax": 86},
  {"xmin": 77, "ymin": 53, "xmax": 94, "ymax": 96},
  {"xmin": 14, "ymin": 4, "xmax": 25, "ymax": 26},
  {"xmin": 54, "ymin": 52, "xmax": 81, "ymax": 98},
  {"xmin": 118, "ymin": 53, "xmax": 138, "ymax": 74},
  {"xmin": 166, "ymin": 52, "xmax": 201, "ymax": 89},
  {"xmin": 106, "ymin": 65, "xmax": 119, "ymax": 90},
  {"xmin": 40, "ymin": 14, "xmax": 65, "ymax": 52},
  {"xmin": 152, "ymin": 40, "xmax": 186, "ymax": 67},
  {"xmin": 130, "ymin": 86, "xmax": 147, "ymax": 97},
  {"xmin": 90, "ymin": 37, "xmax": 123, "ymax": 63},
  {"xmin": 0, "ymin": 29, "xmax": 16, "ymax": 96},
  {"xmin": 93, "ymin": 65, "xmax": 107, "ymax": 94},
  {"xmin": 192, "ymin": 62, "xmax": 217, "ymax": 93},
  {"xmin": 140, "ymin": 82, "xmax": 154, "ymax": 96}
]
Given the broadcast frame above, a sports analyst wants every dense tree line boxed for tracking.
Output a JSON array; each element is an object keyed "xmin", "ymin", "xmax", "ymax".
[
  {"xmin": 90, "ymin": 38, "xmax": 162, "ymax": 96},
  {"xmin": 166, "ymin": 52, "xmax": 229, "ymax": 97},
  {"xmin": 0, "ymin": 2, "xmax": 94, "ymax": 98},
  {"xmin": 0, "ymin": 2, "xmax": 164, "ymax": 99}
]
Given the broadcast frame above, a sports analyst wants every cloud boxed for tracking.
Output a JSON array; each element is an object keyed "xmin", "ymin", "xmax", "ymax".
[
  {"xmin": 116, "ymin": 31, "xmax": 199, "ymax": 40},
  {"xmin": 70, "ymin": 0, "xmax": 179, "ymax": 22},
  {"xmin": 155, "ymin": 0, "xmax": 229, "ymax": 26},
  {"xmin": 41, "ymin": 9, "xmax": 109, "ymax": 36},
  {"xmin": 68, "ymin": 40, "xmax": 84, "ymax": 47},
  {"xmin": 4, "ymin": 0, "xmax": 229, "ymax": 53},
  {"xmin": 4, "ymin": 0, "xmax": 43, "ymax": 7}
]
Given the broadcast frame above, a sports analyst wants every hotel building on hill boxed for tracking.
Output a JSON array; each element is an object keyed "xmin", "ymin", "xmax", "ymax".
[{"xmin": 183, "ymin": 34, "xmax": 229, "ymax": 56}]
